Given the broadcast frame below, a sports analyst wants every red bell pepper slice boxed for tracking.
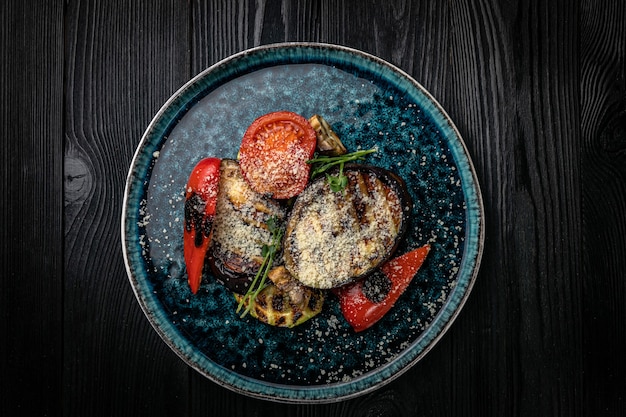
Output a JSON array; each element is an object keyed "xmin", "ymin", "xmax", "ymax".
[
  {"xmin": 183, "ymin": 157, "xmax": 221, "ymax": 294},
  {"xmin": 333, "ymin": 244, "xmax": 431, "ymax": 332}
]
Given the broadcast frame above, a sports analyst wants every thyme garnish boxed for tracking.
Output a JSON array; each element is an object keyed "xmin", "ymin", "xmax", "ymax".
[{"xmin": 236, "ymin": 215, "xmax": 283, "ymax": 318}]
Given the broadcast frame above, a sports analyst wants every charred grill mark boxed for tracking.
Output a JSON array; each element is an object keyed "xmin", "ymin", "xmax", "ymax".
[
  {"xmin": 256, "ymin": 292, "xmax": 268, "ymax": 308},
  {"xmin": 271, "ymin": 293, "xmax": 285, "ymax": 312},
  {"xmin": 349, "ymin": 171, "xmax": 385, "ymax": 229},
  {"xmin": 363, "ymin": 270, "xmax": 392, "ymax": 303},
  {"xmin": 195, "ymin": 224, "xmax": 205, "ymax": 247},
  {"xmin": 292, "ymin": 310, "xmax": 303, "ymax": 323},
  {"xmin": 240, "ymin": 215, "xmax": 270, "ymax": 231},
  {"xmin": 350, "ymin": 191, "xmax": 369, "ymax": 228},
  {"xmin": 185, "ymin": 193, "xmax": 210, "ymax": 247},
  {"xmin": 239, "ymin": 285, "xmax": 325, "ymax": 328},
  {"xmin": 254, "ymin": 306, "xmax": 268, "ymax": 322},
  {"xmin": 341, "ymin": 178, "xmax": 361, "ymax": 228},
  {"xmin": 308, "ymin": 291, "xmax": 321, "ymax": 311}
]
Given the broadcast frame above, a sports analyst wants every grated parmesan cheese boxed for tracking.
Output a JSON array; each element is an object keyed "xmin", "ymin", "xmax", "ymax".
[
  {"xmin": 284, "ymin": 168, "xmax": 405, "ymax": 289},
  {"xmin": 211, "ymin": 160, "xmax": 287, "ymax": 275}
]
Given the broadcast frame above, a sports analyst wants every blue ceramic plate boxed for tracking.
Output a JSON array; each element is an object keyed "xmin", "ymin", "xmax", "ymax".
[{"xmin": 122, "ymin": 43, "xmax": 484, "ymax": 403}]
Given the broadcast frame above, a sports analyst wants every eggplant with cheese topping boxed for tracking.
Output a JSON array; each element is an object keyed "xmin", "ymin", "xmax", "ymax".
[
  {"xmin": 208, "ymin": 159, "xmax": 287, "ymax": 293},
  {"xmin": 283, "ymin": 165, "xmax": 411, "ymax": 289}
]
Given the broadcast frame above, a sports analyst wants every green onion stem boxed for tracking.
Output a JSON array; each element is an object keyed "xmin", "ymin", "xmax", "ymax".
[
  {"xmin": 308, "ymin": 148, "xmax": 377, "ymax": 192},
  {"xmin": 308, "ymin": 148, "xmax": 376, "ymax": 170}
]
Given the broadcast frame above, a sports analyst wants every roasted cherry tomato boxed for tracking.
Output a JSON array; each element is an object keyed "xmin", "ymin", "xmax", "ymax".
[
  {"xmin": 238, "ymin": 111, "xmax": 317, "ymax": 199},
  {"xmin": 184, "ymin": 157, "xmax": 221, "ymax": 294},
  {"xmin": 333, "ymin": 244, "xmax": 431, "ymax": 332}
]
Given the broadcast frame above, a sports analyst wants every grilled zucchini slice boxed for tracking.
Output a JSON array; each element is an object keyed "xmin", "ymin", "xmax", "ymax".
[
  {"xmin": 308, "ymin": 114, "xmax": 347, "ymax": 156},
  {"xmin": 233, "ymin": 283, "xmax": 325, "ymax": 328}
]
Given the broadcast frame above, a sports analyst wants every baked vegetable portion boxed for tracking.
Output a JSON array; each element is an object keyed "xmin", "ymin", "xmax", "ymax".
[
  {"xmin": 238, "ymin": 111, "xmax": 317, "ymax": 200},
  {"xmin": 208, "ymin": 159, "xmax": 287, "ymax": 293},
  {"xmin": 183, "ymin": 157, "xmax": 221, "ymax": 294},
  {"xmin": 308, "ymin": 114, "xmax": 347, "ymax": 156},
  {"xmin": 283, "ymin": 165, "xmax": 411, "ymax": 289},
  {"xmin": 333, "ymin": 244, "xmax": 430, "ymax": 332},
  {"xmin": 233, "ymin": 282, "xmax": 325, "ymax": 328}
]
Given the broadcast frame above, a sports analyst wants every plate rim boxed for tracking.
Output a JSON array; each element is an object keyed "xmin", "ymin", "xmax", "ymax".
[{"xmin": 121, "ymin": 41, "xmax": 485, "ymax": 403}]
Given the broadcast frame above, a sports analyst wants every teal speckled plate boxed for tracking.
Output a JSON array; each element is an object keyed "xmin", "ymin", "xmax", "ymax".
[{"xmin": 121, "ymin": 43, "xmax": 484, "ymax": 403}]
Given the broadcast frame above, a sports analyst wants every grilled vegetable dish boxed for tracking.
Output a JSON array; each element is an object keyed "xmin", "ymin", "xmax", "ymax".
[{"xmin": 182, "ymin": 111, "xmax": 430, "ymax": 331}]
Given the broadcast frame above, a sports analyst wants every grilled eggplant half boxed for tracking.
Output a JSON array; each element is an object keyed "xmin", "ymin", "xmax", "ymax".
[
  {"xmin": 208, "ymin": 159, "xmax": 287, "ymax": 293},
  {"xmin": 283, "ymin": 165, "xmax": 411, "ymax": 289}
]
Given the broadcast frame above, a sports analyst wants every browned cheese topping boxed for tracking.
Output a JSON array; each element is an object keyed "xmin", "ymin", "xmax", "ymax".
[
  {"xmin": 211, "ymin": 159, "xmax": 286, "ymax": 275},
  {"xmin": 283, "ymin": 169, "xmax": 404, "ymax": 289}
]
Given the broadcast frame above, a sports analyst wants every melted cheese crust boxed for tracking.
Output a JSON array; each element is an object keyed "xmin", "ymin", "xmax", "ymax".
[
  {"xmin": 284, "ymin": 169, "xmax": 404, "ymax": 289},
  {"xmin": 211, "ymin": 160, "xmax": 286, "ymax": 275}
]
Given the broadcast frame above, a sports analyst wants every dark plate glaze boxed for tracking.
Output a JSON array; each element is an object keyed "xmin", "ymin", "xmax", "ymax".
[{"xmin": 121, "ymin": 43, "xmax": 484, "ymax": 403}]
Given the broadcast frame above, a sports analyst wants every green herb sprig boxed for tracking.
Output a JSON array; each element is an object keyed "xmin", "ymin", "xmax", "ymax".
[
  {"xmin": 236, "ymin": 215, "xmax": 283, "ymax": 318},
  {"xmin": 307, "ymin": 148, "xmax": 377, "ymax": 192}
]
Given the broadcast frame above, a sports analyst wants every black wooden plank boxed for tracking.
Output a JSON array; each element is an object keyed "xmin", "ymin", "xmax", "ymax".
[
  {"xmin": 63, "ymin": 1, "xmax": 191, "ymax": 415},
  {"xmin": 0, "ymin": 1, "xmax": 64, "ymax": 416},
  {"xmin": 443, "ymin": 0, "xmax": 584, "ymax": 415},
  {"xmin": 191, "ymin": 0, "xmax": 260, "ymax": 73},
  {"xmin": 580, "ymin": 1, "xmax": 626, "ymax": 415}
]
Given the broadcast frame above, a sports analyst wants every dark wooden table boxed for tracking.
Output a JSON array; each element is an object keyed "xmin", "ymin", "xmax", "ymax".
[{"xmin": 3, "ymin": 0, "xmax": 625, "ymax": 416}]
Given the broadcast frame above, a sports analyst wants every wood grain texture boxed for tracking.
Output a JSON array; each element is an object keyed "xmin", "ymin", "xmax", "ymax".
[
  {"xmin": 0, "ymin": 1, "xmax": 64, "ymax": 416},
  {"xmin": 580, "ymin": 0, "xmax": 626, "ymax": 415},
  {"xmin": 63, "ymin": 0, "xmax": 191, "ymax": 415},
  {"xmin": 444, "ymin": 1, "xmax": 584, "ymax": 415},
  {"xmin": 2, "ymin": 0, "xmax": 626, "ymax": 415}
]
